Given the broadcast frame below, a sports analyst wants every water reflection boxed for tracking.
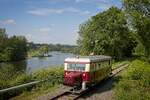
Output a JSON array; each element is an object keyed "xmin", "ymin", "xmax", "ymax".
[
  {"xmin": 0, "ymin": 52, "xmax": 74, "ymax": 73},
  {"xmin": 26, "ymin": 52, "xmax": 75, "ymax": 72}
]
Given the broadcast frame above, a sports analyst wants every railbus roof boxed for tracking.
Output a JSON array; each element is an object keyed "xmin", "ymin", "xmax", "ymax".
[{"xmin": 64, "ymin": 55, "xmax": 111, "ymax": 63}]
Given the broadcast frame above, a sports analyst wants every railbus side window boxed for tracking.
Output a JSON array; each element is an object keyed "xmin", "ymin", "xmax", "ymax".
[{"xmin": 67, "ymin": 63, "xmax": 85, "ymax": 71}]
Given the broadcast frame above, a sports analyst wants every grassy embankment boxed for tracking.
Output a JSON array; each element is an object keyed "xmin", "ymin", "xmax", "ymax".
[
  {"xmin": 114, "ymin": 59, "xmax": 150, "ymax": 100},
  {"xmin": 0, "ymin": 66, "xmax": 64, "ymax": 100},
  {"xmin": 1, "ymin": 59, "xmax": 150, "ymax": 100},
  {"xmin": 10, "ymin": 60, "xmax": 130, "ymax": 99}
]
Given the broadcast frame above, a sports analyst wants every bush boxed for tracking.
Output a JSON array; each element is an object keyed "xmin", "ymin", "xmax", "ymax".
[
  {"xmin": 0, "ymin": 66, "xmax": 64, "ymax": 99},
  {"xmin": 32, "ymin": 66, "xmax": 64, "ymax": 83},
  {"xmin": 114, "ymin": 60, "xmax": 150, "ymax": 100}
]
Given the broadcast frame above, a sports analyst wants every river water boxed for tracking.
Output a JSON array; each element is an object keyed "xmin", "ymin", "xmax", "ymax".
[{"xmin": 0, "ymin": 52, "xmax": 75, "ymax": 73}]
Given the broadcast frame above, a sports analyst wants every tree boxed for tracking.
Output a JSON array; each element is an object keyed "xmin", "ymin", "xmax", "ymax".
[
  {"xmin": 77, "ymin": 7, "xmax": 137, "ymax": 59},
  {"xmin": 39, "ymin": 45, "xmax": 49, "ymax": 56},
  {"xmin": 0, "ymin": 28, "xmax": 8, "ymax": 51},
  {"xmin": 8, "ymin": 36, "xmax": 27, "ymax": 61},
  {"xmin": 123, "ymin": 0, "xmax": 150, "ymax": 59},
  {"xmin": 0, "ymin": 28, "xmax": 9, "ymax": 61},
  {"xmin": 0, "ymin": 28, "xmax": 27, "ymax": 62}
]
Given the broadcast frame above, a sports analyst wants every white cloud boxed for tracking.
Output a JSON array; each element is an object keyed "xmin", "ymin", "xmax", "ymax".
[
  {"xmin": 39, "ymin": 27, "xmax": 51, "ymax": 33},
  {"xmin": 64, "ymin": 7, "xmax": 90, "ymax": 14},
  {"xmin": 27, "ymin": 8, "xmax": 64, "ymax": 16},
  {"xmin": 27, "ymin": 7, "xmax": 90, "ymax": 16},
  {"xmin": 0, "ymin": 19, "xmax": 16, "ymax": 25}
]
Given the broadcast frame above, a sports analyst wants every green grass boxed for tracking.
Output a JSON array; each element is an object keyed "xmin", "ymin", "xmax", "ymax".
[
  {"xmin": 0, "ymin": 65, "xmax": 33, "ymax": 90},
  {"xmin": 10, "ymin": 67, "xmax": 64, "ymax": 100},
  {"xmin": 0, "ymin": 66, "xmax": 64, "ymax": 100},
  {"xmin": 11, "ymin": 84, "xmax": 60, "ymax": 100},
  {"xmin": 114, "ymin": 60, "xmax": 150, "ymax": 100}
]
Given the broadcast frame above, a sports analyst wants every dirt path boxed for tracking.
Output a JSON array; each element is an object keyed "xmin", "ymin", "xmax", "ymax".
[{"xmin": 78, "ymin": 78, "xmax": 115, "ymax": 100}]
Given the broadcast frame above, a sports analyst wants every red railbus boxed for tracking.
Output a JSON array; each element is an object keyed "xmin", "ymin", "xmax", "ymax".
[{"xmin": 63, "ymin": 55, "xmax": 112, "ymax": 90}]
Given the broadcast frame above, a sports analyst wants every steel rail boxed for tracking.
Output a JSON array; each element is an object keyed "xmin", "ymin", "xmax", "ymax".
[{"xmin": 0, "ymin": 80, "xmax": 45, "ymax": 94}]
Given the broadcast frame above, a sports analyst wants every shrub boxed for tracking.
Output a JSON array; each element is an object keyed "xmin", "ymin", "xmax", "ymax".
[
  {"xmin": 114, "ymin": 60, "xmax": 150, "ymax": 100},
  {"xmin": 0, "ymin": 66, "xmax": 64, "ymax": 99}
]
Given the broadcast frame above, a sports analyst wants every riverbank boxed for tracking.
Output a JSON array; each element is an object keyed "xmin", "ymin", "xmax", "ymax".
[{"xmin": 0, "ymin": 52, "xmax": 74, "ymax": 73}]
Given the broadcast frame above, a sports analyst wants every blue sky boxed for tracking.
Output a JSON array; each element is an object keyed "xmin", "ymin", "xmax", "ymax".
[{"xmin": 0, "ymin": 0, "xmax": 122, "ymax": 45}]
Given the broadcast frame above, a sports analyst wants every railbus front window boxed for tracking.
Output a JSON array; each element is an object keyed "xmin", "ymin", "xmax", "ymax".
[{"xmin": 67, "ymin": 63, "xmax": 85, "ymax": 71}]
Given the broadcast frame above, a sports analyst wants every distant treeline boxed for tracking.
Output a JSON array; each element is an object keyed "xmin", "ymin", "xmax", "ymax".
[
  {"xmin": 0, "ymin": 28, "xmax": 77, "ymax": 61},
  {"xmin": 0, "ymin": 28, "xmax": 27, "ymax": 62},
  {"xmin": 27, "ymin": 42, "xmax": 78, "ymax": 55}
]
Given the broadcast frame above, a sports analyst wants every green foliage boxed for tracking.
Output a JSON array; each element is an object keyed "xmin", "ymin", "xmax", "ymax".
[
  {"xmin": 134, "ymin": 42, "xmax": 145, "ymax": 56},
  {"xmin": 77, "ymin": 7, "xmax": 137, "ymax": 59},
  {"xmin": 32, "ymin": 66, "xmax": 64, "ymax": 83},
  {"xmin": 0, "ymin": 64, "xmax": 31, "ymax": 89},
  {"xmin": 123, "ymin": 0, "xmax": 150, "ymax": 59},
  {"xmin": 0, "ymin": 66, "xmax": 64, "ymax": 99},
  {"xmin": 0, "ymin": 28, "xmax": 27, "ymax": 62},
  {"xmin": 114, "ymin": 60, "xmax": 150, "ymax": 100},
  {"xmin": 39, "ymin": 45, "xmax": 49, "ymax": 55}
]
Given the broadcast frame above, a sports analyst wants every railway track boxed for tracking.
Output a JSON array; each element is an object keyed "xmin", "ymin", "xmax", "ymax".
[{"xmin": 49, "ymin": 64, "xmax": 129, "ymax": 100}]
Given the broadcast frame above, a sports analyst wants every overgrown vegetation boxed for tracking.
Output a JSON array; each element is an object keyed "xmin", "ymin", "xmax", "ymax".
[
  {"xmin": 0, "ymin": 66, "xmax": 63, "ymax": 99},
  {"xmin": 114, "ymin": 60, "xmax": 150, "ymax": 100},
  {"xmin": 0, "ymin": 28, "xmax": 27, "ymax": 62},
  {"xmin": 124, "ymin": 0, "xmax": 150, "ymax": 60}
]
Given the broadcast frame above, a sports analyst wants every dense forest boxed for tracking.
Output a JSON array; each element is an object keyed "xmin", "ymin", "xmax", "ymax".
[{"xmin": 78, "ymin": 0, "xmax": 150, "ymax": 61}]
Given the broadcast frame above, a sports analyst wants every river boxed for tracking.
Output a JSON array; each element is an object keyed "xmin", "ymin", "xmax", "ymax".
[{"xmin": 0, "ymin": 51, "xmax": 75, "ymax": 73}]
